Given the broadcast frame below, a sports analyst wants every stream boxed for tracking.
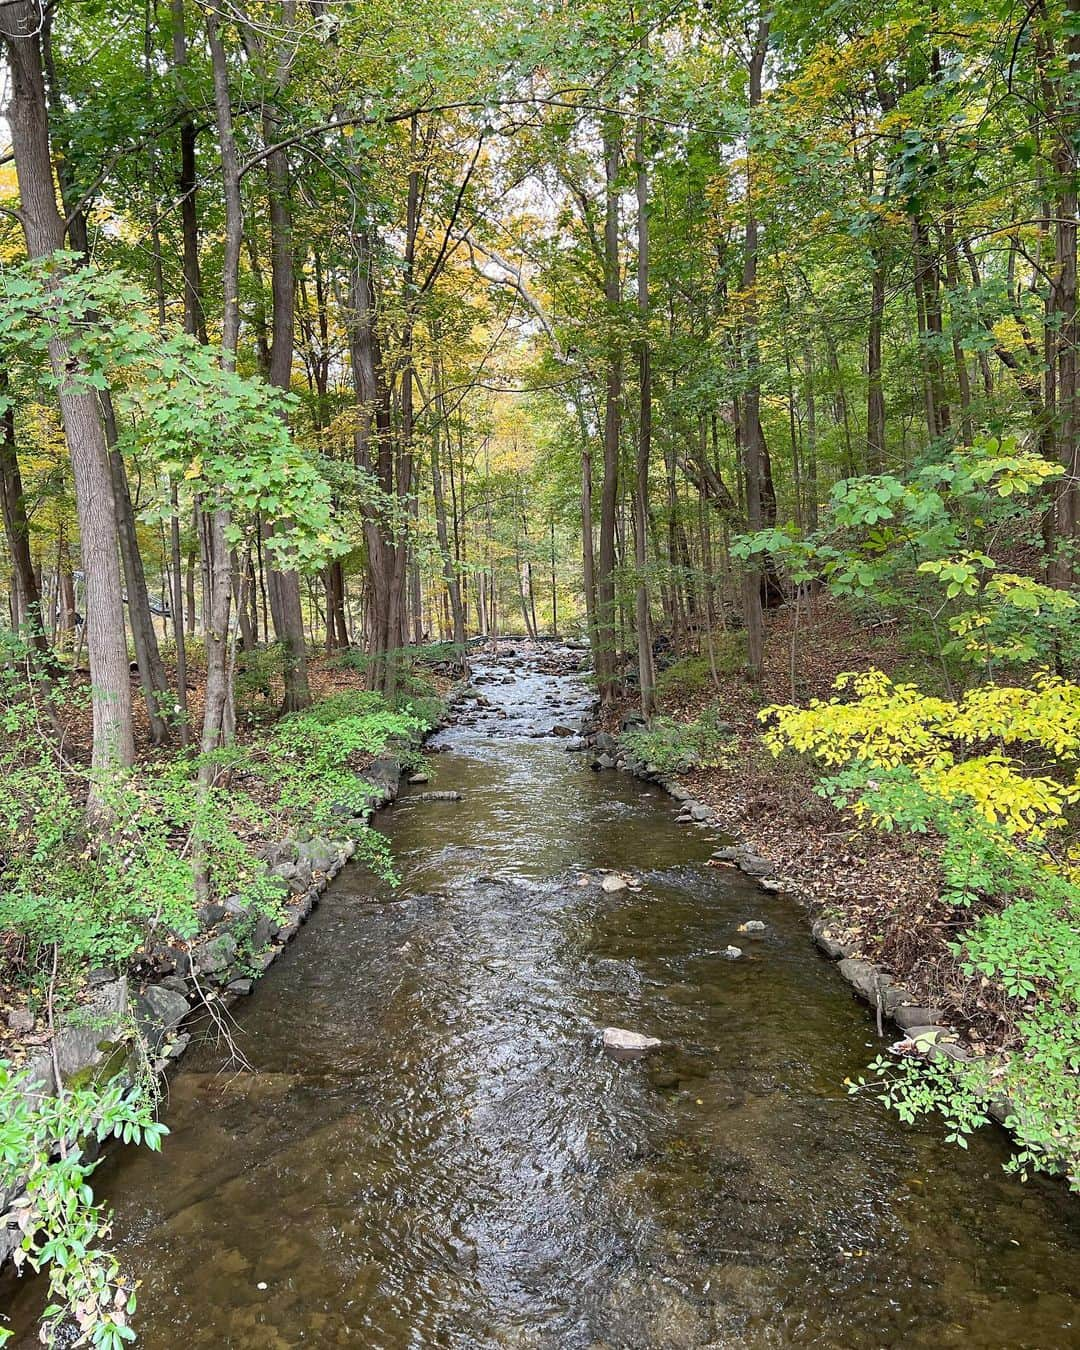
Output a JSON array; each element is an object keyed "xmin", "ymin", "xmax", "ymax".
[{"xmin": 5, "ymin": 645, "xmax": 1080, "ymax": 1348}]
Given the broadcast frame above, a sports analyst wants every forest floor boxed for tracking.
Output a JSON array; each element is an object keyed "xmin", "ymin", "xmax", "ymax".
[{"xmin": 615, "ymin": 598, "xmax": 1022, "ymax": 1057}]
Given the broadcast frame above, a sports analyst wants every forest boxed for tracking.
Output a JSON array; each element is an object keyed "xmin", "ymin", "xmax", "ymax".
[{"xmin": 0, "ymin": 0, "xmax": 1079, "ymax": 1345}]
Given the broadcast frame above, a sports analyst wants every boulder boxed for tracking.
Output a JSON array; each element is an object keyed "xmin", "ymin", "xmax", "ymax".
[
  {"xmin": 134, "ymin": 984, "xmax": 190, "ymax": 1049},
  {"xmin": 191, "ymin": 931, "xmax": 238, "ymax": 978},
  {"xmin": 737, "ymin": 920, "xmax": 767, "ymax": 934},
  {"xmin": 157, "ymin": 974, "xmax": 190, "ymax": 996},
  {"xmin": 250, "ymin": 914, "xmax": 274, "ymax": 951},
  {"xmin": 602, "ymin": 1027, "xmax": 663, "ymax": 1059},
  {"xmin": 601, "ymin": 874, "xmax": 629, "ymax": 893},
  {"xmin": 363, "ymin": 755, "xmax": 402, "ymax": 802},
  {"xmin": 689, "ymin": 803, "xmax": 713, "ymax": 822},
  {"xmin": 197, "ymin": 901, "xmax": 227, "ymax": 929},
  {"xmin": 296, "ymin": 836, "xmax": 338, "ymax": 876},
  {"xmin": 837, "ymin": 957, "xmax": 886, "ymax": 1003},
  {"xmin": 594, "ymin": 731, "xmax": 618, "ymax": 754},
  {"xmin": 893, "ymin": 1003, "xmax": 948, "ymax": 1031},
  {"xmin": 720, "ymin": 945, "xmax": 743, "ymax": 960},
  {"xmin": 811, "ymin": 920, "xmax": 846, "ymax": 960},
  {"xmin": 259, "ymin": 841, "xmax": 297, "ymax": 867},
  {"xmin": 54, "ymin": 978, "xmax": 129, "ymax": 1080},
  {"xmin": 734, "ymin": 851, "xmax": 774, "ymax": 878}
]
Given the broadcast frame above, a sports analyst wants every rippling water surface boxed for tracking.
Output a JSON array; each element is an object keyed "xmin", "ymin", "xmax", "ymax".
[{"xmin": 5, "ymin": 646, "xmax": 1079, "ymax": 1348}]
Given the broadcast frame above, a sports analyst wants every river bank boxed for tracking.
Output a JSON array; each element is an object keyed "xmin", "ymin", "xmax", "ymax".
[
  {"xmin": 0, "ymin": 657, "xmax": 451, "ymax": 1280},
  {"xmin": 588, "ymin": 600, "xmax": 1079, "ymax": 1183},
  {"xmin": 4, "ymin": 640, "xmax": 1079, "ymax": 1348}
]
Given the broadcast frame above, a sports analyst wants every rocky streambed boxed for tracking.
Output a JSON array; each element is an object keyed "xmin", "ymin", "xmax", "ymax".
[{"xmin": 3, "ymin": 642, "xmax": 1079, "ymax": 1348}]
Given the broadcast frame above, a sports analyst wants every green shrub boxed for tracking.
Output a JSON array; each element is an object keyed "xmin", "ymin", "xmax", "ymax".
[
  {"xmin": 826, "ymin": 766, "xmax": 1080, "ymax": 1187},
  {"xmin": 255, "ymin": 690, "xmax": 435, "ymax": 878},
  {"xmin": 0, "ymin": 1063, "xmax": 167, "ymax": 1349},
  {"xmin": 623, "ymin": 705, "xmax": 735, "ymax": 776}
]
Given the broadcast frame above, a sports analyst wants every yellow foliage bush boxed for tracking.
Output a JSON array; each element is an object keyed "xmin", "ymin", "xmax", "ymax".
[{"xmin": 763, "ymin": 670, "xmax": 1080, "ymax": 842}]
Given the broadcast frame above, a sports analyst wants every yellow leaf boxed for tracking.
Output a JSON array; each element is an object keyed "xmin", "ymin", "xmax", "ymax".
[{"xmin": 184, "ymin": 457, "xmax": 203, "ymax": 480}]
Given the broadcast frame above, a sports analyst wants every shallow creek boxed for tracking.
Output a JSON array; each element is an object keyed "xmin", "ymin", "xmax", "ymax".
[{"xmin": 5, "ymin": 647, "xmax": 1080, "ymax": 1348}]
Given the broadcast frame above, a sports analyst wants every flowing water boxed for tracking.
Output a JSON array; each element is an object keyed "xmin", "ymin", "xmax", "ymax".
[{"xmin": 5, "ymin": 646, "xmax": 1080, "ymax": 1348}]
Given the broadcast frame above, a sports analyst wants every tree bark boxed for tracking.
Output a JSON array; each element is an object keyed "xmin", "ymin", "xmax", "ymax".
[
  {"xmin": 170, "ymin": 0, "xmax": 207, "ymax": 342},
  {"xmin": 596, "ymin": 114, "xmax": 623, "ymax": 705},
  {"xmin": 0, "ymin": 2, "xmax": 134, "ymax": 804},
  {"xmin": 739, "ymin": 19, "xmax": 770, "ymax": 686},
  {"xmin": 0, "ymin": 372, "xmax": 53, "ymax": 668},
  {"xmin": 243, "ymin": 2, "xmax": 311, "ymax": 711},
  {"xmin": 634, "ymin": 62, "xmax": 656, "ymax": 716},
  {"xmin": 199, "ymin": 2, "xmax": 239, "ymax": 818}
]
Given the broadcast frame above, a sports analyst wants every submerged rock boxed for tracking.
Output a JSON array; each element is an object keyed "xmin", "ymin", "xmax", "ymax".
[
  {"xmin": 601, "ymin": 873, "xmax": 629, "ymax": 893},
  {"xmin": 720, "ymin": 945, "xmax": 743, "ymax": 960},
  {"xmin": 602, "ymin": 1027, "xmax": 663, "ymax": 1059},
  {"xmin": 737, "ymin": 920, "xmax": 767, "ymax": 934}
]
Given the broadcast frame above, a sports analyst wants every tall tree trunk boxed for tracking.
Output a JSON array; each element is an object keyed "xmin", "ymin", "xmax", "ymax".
[
  {"xmin": 0, "ymin": 2, "xmax": 134, "ymax": 806},
  {"xmin": 0, "ymin": 374, "xmax": 53, "ymax": 668},
  {"xmin": 243, "ymin": 2, "xmax": 311, "ymax": 712},
  {"xmin": 1041, "ymin": 0, "xmax": 1080, "ymax": 584},
  {"xmin": 634, "ymin": 64, "xmax": 656, "ymax": 716},
  {"xmin": 596, "ymin": 114, "xmax": 623, "ymax": 705},
  {"xmin": 199, "ymin": 2, "xmax": 239, "ymax": 833},
  {"xmin": 100, "ymin": 396, "xmax": 171, "ymax": 744},
  {"xmin": 169, "ymin": 480, "xmax": 191, "ymax": 744},
  {"xmin": 430, "ymin": 344, "xmax": 467, "ymax": 650},
  {"xmin": 867, "ymin": 245, "xmax": 887, "ymax": 470},
  {"xmin": 739, "ymin": 20, "xmax": 770, "ymax": 686},
  {"xmin": 170, "ymin": 0, "xmax": 207, "ymax": 342}
]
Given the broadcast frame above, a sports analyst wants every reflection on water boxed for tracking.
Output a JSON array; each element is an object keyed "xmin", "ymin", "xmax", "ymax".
[{"xmin": 4, "ymin": 646, "xmax": 1079, "ymax": 1348}]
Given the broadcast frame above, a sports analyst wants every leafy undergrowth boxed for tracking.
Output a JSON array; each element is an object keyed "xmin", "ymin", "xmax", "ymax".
[{"xmin": 622, "ymin": 706, "xmax": 736, "ymax": 777}]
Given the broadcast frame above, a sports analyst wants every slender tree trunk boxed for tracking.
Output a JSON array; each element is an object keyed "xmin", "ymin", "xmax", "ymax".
[
  {"xmin": 199, "ymin": 2, "xmax": 239, "ymax": 834},
  {"xmin": 169, "ymin": 480, "xmax": 191, "ymax": 745},
  {"xmin": 171, "ymin": 0, "xmax": 207, "ymax": 342},
  {"xmin": 596, "ymin": 114, "xmax": 623, "ymax": 705},
  {"xmin": 740, "ymin": 20, "xmax": 770, "ymax": 686},
  {"xmin": 430, "ymin": 345, "xmax": 467, "ymax": 650},
  {"xmin": 101, "ymin": 397, "xmax": 171, "ymax": 745},
  {"xmin": 0, "ymin": 375, "xmax": 53, "ymax": 668},
  {"xmin": 0, "ymin": 2, "xmax": 134, "ymax": 804},
  {"xmin": 867, "ymin": 245, "xmax": 887, "ymax": 470},
  {"xmin": 634, "ymin": 67, "xmax": 656, "ymax": 716}
]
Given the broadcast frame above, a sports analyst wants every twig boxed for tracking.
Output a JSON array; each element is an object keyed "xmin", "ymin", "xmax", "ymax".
[{"xmin": 46, "ymin": 942, "xmax": 68, "ymax": 1159}]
